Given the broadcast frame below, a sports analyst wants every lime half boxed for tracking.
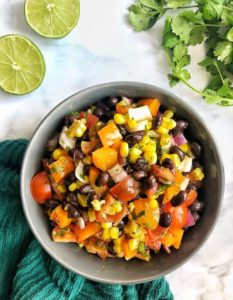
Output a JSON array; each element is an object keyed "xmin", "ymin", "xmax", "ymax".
[
  {"xmin": 0, "ymin": 35, "xmax": 45, "ymax": 95},
  {"xmin": 25, "ymin": 0, "xmax": 80, "ymax": 38}
]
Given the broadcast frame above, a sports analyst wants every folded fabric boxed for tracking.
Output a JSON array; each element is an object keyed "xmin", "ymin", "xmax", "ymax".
[{"xmin": 0, "ymin": 140, "xmax": 173, "ymax": 300}]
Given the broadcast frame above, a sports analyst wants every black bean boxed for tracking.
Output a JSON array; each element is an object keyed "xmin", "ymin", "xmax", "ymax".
[
  {"xmin": 171, "ymin": 191, "xmax": 187, "ymax": 207},
  {"xmin": 117, "ymin": 219, "xmax": 127, "ymax": 229},
  {"xmin": 108, "ymin": 241, "xmax": 116, "ymax": 256},
  {"xmin": 189, "ymin": 201, "xmax": 205, "ymax": 213},
  {"xmin": 192, "ymin": 159, "xmax": 203, "ymax": 170},
  {"xmin": 65, "ymin": 114, "xmax": 78, "ymax": 127},
  {"xmin": 83, "ymin": 165, "xmax": 91, "ymax": 176},
  {"xmin": 147, "ymin": 174, "xmax": 157, "ymax": 189},
  {"xmin": 125, "ymin": 164, "xmax": 134, "ymax": 174},
  {"xmin": 170, "ymin": 146, "xmax": 185, "ymax": 161},
  {"xmin": 69, "ymin": 149, "xmax": 84, "ymax": 160},
  {"xmin": 66, "ymin": 193, "xmax": 79, "ymax": 207},
  {"xmin": 93, "ymin": 106, "xmax": 105, "ymax": 119},
  {"xmin": 96, "ymin": 172, "xmax": 110, "ymax": 186},
  {"xmin": 162, "ymin": 158, "xmax": 174, "ymax": 170},
  {"xmin": 118, "ymin": 125, "xmax": 127, "ymax": 136},
  {"xmin": 64, "ymin": 172, "xmax": 76, "ymax": 186},
  {"xmin": 152, "ymin": 114, "xmax": 163, "ymax": 129},
  {"xmin": 104, "ymin": 97, "xmax": 118, "ymax": 107},
  {"xmin": 192, "ymin": 212, "xmax": 200, "ymax": 223},
  {"xmin": 62, "ymin": 202, "xmax": 80, "ymax": 218},
  {"xmin": 45, "ymin": 199, "xmax": 61, "ymax": 209},
  {"xmin": 79, "ymin": 184, "xmax": 94, "ymax": 194},
  {"xmin": 76, "ymin": 130, "xmax": 89, "ymax": 142},
  {"xmin": 125, "ymin": 131, "xmax": 145, "ymax": 145},
  {"xmin": 190, "ymin": 142, "xmax": 202, "ymax": 158},
  {"xmin": 132, "ymin": 170, "xmax": 147, "ymax": 181},
  {"xmin": 50, "ymin": 221, "xmax": 57, "ymax": 227},
  {"xmin": 175, "ymin": 120, "xmax": 188, "ymax": 131},
  {"xmin": 132, "ymin": 158, "xmax": 148, "ymax": 171},
  {"xmin": 159, "ymin": 213, "xmax": 172, "ymax": 228}
]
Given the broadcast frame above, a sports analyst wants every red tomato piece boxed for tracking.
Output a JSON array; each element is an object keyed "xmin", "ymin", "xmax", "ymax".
[
  {"xmin": 110, "ymin": 176, "xmax": 140, "ymax": 202},
  {"xmin": 151, "ymin": 165, "xmax": 175, "ymax": 184},
  {"xmin": 30, "ymin": 171, "xmax": 52, "ymax": 204},
  {"xmin": 86, "ymin": 114, "xmax": 99, "ymax": 129},
  {"xmin": 185, "ymin": 189, "xmax": 197, "ymax": 207},
  {"xmin": 164, "ymin": 202, "xmax": 188, "ymax": 229}
]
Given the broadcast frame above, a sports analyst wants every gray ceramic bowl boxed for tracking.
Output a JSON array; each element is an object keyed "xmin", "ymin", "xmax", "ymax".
[{"xmin": 21, "ymin": 82, "xmax": 224, "ymax": 284}]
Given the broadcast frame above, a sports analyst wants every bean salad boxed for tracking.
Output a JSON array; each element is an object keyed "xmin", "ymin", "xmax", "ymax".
[{"xmin": 30, "ymin": 96, "xmax": 205, "ymax": 261}]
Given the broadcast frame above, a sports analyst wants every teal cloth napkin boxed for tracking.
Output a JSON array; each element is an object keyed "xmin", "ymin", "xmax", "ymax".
[{"xmin": 0, "ymin": 140, "xmax": 173, "ymax": 300}]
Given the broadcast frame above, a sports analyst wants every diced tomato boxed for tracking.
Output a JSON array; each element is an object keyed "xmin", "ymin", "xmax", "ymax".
[
  {"xmin": 85, "ymin": 238, "xmax": 110, "ymax": 259},
  {"xmin": 79, "ymin": 111, "xmax": 86, "ymax": 119},
  {"xmin": 185, "ymin": 189, "xmax": 197, "ymax": 207},
  {"xmin": 81, "ymin": 140, "xmax": 97, "ymax": 155},
  {"xmin": 50, "ymin": 205, "xmax": 72, "ymax": 228},
  {"xmin": 110, "ymin": 176, "xmax": 140, "ymax": 202},
  {"xmin": 164, "ymin": 202, "xmax": 188, "ymax": 229},
  {"xmin": 52, "ymin": 226, "xmax": 78, "ymax": 243},
  {"xmin": 145, "ymin": 226, "xmax": 166, "ymax": 251},
  {"xmin": 71, "ymin": 222, "xmax": 101, "ymax": 242},
  {"xmin": 108, "ymin": 163, "xmax": 128, "ymax": 183},
  {"xmin": 138, "ymin": 99, "xmax": 160, "ymax": 116},
  {"xmin": 111, "ymin": 140, "xmax": 122, "ymax": 151},
  {"xmin": 89, "ymin": 166, "xmax": 108, "ymax": 196},
  {"xmin": 30, "ymin": 171, "xmax": 52, "ymax": 204},
  {"xmin": 49, "ymin": 156, "xmax": 75, "ymax": 183},
  {"xmin": 86, "ymin": 114, "xmax": 99, "ymax": 129},
  {"xmin": 151, "ymin": 165, "xmax": 175, "ymax": 184}
]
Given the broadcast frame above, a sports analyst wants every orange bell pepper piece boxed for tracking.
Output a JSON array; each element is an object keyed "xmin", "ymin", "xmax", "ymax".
[
  {"xmin": 111, "ymin": 140, "xmax": 122, "ymax": 151},
  {"xmin": 71, "ymin": 222, "xmax": 101, "ymax": 242},
  {"xmin": 162, "ymin": 227, "xmax": 184, "ymax": 249},
  {"xmin": 81, "ymin": 140, "xmax": 97, "ymax": 155},
  {"xmin": 122, "ymin": 237, "xmax": 137, "ymax": 260},
  {"xmin": 163, "ymin": 185, "xmax": 180, "ymax": 204},
  {"xmin": 52, "ymin": 226, "xmax": 78, "ymax": 243},
  {"xmin": 50, "ymin": 205, "xmax": 72, "ymax": 228},
  {"xmin": 49, "ymin": 156, "xmax": 75, "ymax": 183},
  {"xmin": 138, "ymin": 99, "xmax": 161, "ymax": 116},
  {"xmin": 98, "ymin": 121, "xmax": 122, "ymax": 147},
  {"xmin": 92, "ymin": 147, "xmax": 118, "ymax": 171},
  {"xmin": 185, "ymin": 189, "xmax": 197, "ymax": 207}
]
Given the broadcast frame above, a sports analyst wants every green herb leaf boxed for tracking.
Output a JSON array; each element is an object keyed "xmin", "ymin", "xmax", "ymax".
[
  {"xmin": 128, "ymin": 4, "xmax": 160, "ymax": 31},
  {"xmin": 137, "ymin": 210, "xmax": 146, "ymax": 218},
  {"xmin": 166, "ymin": 0, "xmax": 192, "ymax": 8},
  {"xmin": 132, "ymin": 211, "xmax": 138, "ymax": 220},
  {"xmin": 197, "ymin": 0, "xmax": 225, "ymax": 21},
  {"xmin": 226, "ymin": 27, "xmax": 233, "ymax": 42},
  {"xmin": 140, "ymin": 0, "xmax": 164, "ymax": 10},
  {"xmin": 163, "ymin": 17, "xmax": 180, "ymax": 49},
  {"xmin": 214, "ymin": 40, "xmax": 233, "ymax": 64}
]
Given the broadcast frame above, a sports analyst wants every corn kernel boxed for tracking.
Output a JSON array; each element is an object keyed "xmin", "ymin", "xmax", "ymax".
[
  {"xmin": 91, "ymin": 199, "xmax": 103, "ymax": 211},
  {"xmin": 129, "ymin": 147, "xmax": 142, "ymax": 163},
  {"xmin": 144, "ymin": 151, "xmax": 157, "ymax": 165},
  {"xmin": 145, "ymin": 121, "xmax": 152, "ymax": 130},
  {"xmin": 88, "ymin": 210, "xmax": 96, "ymax": 222},
  {"xmin": 146, "ymin": 130, "xmax": 159, "ymax": 138},
  {"xmin": 129, "ymin": 202, "xmax": 135, "ymax": 213},
  {"xmin": 110, "ymin": 227, "xmax": 119, "ymax": 239},
  {"xmin": 78, "ymin": 194, "xmax": 87, "ymax": 207},
  {"xmin": 102, "ymin": 228, "xmax": 110, "ymax": 240},
  {"xmin": 191, "ymin": 167, "xmax": 205, "ymax": 181},
  {"xmin": 129, "ymin": 239, "xmax": 139, "ymax": 251},
  {"xmin": 76, "ymin": 181, "xmax": 83, "ymax": 189},
  {"xmin": 68, "ymin": 182, "xmax": 78, "ymax": 192},
  {"xmin": 163, "ymin": 110, "xmax": 174, "ymax": 118},
  {"xmin": 52, "ymin": 148, "xmax": 63, "ymax": 160},
  {"xmin": 140, "ymin": 136, "xmax": 151, "ymax": 146},
  {"xmin": 114, "ymin": 113, "xmax": 126, "ymax": 125},
  {"xmin": 149, "ymin": 198, "xmax": 158, "ymax": 209},
  {"xmin": 160, "ymin": 134, "xmax": 171, "ymax": 147},
  {"xmin": 57, "ymin": 184, "xmax": 67, "ymax": 193},
  {"xmin": 68, "ymin": 120, "xmax": 87, "ymax": 138},
  {"xmin": 120, "ymin": 142, "xmax": 129, "ymax": 157},
  {"xmin": 156, "ymin": 126, "xmax": 168, "ymax": 135},
  {"xmin": 114, "ymin": 237, "xmax": 123, "ymax": 246},
  {"xmin": 127, "ymin": 118, "xmax": 137, "ymax": 129},
  {"xmin": 113, "ymin": 201, "xmax": 122, "ymax": 213},
  {"xmin": 101, "ymin": 222, "xmax": 112, "ymax": 229},
  {"xmin": 162, "ymin": 117, "xmax": 176, "ymax": 130}
]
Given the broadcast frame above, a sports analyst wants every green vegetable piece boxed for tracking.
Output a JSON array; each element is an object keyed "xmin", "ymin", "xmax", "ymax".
[
  {"xmin": 197, "ymin": 0, "xmax": 224, "ymax": 21},
  {"xmin": 214, "ymin": 41, "xmax": 233, "ymax": 64},
  {"xmin": 226, "ymin": 28, "xmax": 233, "ymax": 42},
  {"xmin": 166, "ymin": 0, "xmax": 192, "ymax": 8}
]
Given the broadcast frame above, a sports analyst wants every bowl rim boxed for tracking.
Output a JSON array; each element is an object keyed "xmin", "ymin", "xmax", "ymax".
[{"xmin": 20, "ymin": 81, "xmax": 225, "ymax": 284}]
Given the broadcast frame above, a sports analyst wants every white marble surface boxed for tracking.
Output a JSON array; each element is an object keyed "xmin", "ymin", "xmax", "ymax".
[{"xmin": 1, "ymin": 1, "xmax": 233, "ymax": 299}]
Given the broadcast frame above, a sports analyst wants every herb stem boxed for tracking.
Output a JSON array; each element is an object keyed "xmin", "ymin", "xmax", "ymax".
[
  {"xmin": 223, "ymin": 5, "xmax": 233, "ymax": 12},
  {"xmin": 195, "ymin": 23, "xmax": 229, "ymax": 28},
  {"xmin": 165, "ymin": 5, "xmax": 198, "ymax": 10},
  {"xmin": 214, "ymin": 60, "xmax": 224, "ymax": 84}
]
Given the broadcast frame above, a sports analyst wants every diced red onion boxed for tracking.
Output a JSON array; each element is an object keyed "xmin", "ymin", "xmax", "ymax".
[
  {"xmin": 186, "ymin": 209, "xmax": 195, "ymax": 227},
  {"xmin": 172, "ymin": 134, "xmax": 187, "ymax": 146},
  {"xmin": 108, "ymin": 164, "xmax": 128, "ymax": 183}
]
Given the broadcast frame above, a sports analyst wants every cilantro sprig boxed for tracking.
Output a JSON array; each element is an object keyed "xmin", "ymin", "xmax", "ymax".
[{"xmin": 128, "ymin": 0, "xmax": 233, "ymax": 106}]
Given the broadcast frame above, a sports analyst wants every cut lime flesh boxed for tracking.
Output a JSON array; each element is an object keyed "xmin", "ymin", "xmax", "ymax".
[
  {"xmin": 25, "ymin": 0, "xmax": 80, "ymax": 38},
  {"xmin": 0, "ymin": 35, "xmax": 45, "ymax": 95}
]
